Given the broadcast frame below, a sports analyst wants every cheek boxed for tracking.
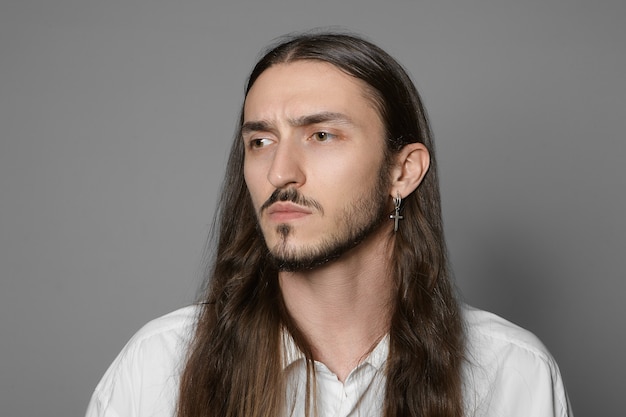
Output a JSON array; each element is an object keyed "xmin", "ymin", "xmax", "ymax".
[
  {"xmin": 323, "ymin": 155, "xmax": 383, "ymax": 191},
  {"xmin": 243, "ymin": 163, "xmax": 265, "ymax": 209}
]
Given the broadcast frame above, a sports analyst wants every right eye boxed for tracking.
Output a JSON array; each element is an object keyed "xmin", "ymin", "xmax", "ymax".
[{"xmin": 249, "ymin": 138, "xmax": 273, "ymax": 149}]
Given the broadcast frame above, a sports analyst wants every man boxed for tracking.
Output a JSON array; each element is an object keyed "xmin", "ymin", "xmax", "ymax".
[{"xmin": 86, "ymin": 32, "xmax": 572, "ymax": 417}]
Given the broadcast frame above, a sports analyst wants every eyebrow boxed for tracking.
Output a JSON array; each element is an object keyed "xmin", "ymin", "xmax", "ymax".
[{"xmin": 241, "ymin": 111, "xmax": 354, "ymax": 136}]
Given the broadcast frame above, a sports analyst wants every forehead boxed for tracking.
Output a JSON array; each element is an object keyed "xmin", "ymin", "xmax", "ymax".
[{"xmin": 243, "ymin": 60, "xmax": 382, "ymax": 125}]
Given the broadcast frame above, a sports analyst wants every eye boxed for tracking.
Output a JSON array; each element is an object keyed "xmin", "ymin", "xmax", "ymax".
[
  {"xmin": 311, "ymin": 131, "xmax": 336, "ymax": 142},
  {"xmin": 249, "ymin": 138, "xmax": 273, "ymax": 149}
]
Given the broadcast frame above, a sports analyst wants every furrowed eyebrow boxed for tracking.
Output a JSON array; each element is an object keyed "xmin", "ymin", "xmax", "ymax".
[
  {"xmin": 241, "ymin": 112, "xmax": 354, "ymax": 136},
  {"xmin": 289, "ymin": 111, "xmax": 354, "ymax": 127},
  {"xmin": 240, "ymin": 120, "xmax": 273, "ymax": 136}
]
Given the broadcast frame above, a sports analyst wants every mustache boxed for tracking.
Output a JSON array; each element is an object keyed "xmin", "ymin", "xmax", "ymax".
[{"xmin": 260, "ymin": 188, "xmax": 324, "ymax": 215}]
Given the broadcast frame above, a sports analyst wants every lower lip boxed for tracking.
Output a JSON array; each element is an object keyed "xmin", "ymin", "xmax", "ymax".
[{"xmin": 269, "ymin": 211, "xmax": 311, "ymax": 222}]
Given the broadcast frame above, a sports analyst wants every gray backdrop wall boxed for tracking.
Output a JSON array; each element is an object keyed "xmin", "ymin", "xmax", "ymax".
[{"xmin": 1, "ymin": 1, "xmax": 624, "ymax": 416}]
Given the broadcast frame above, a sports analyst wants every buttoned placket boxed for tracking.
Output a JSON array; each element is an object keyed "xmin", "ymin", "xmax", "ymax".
[{"xmin": 282, "ymin": 332, "xmax": 389, "ymax": 417}]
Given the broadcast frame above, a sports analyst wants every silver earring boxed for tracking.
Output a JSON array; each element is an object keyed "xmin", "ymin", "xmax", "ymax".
[{"xmin": 390, "ymin": 193, "xmax": 403, "ymax": 232}]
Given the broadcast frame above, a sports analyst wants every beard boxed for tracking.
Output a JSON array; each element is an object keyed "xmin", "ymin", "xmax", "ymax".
[{"xmin": 263, "ymin": 165, "xmax": 391, "ymax": 272}]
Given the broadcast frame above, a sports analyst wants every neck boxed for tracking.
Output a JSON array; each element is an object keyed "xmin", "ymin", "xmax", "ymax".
[{"xmin": 279, "ymin": 226, "xmax": 395, "ymax": 381}]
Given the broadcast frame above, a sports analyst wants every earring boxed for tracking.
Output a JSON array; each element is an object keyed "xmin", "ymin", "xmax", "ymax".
[{"xmin": 390, "ymin": 192, "xmax": 403, "ymax": 232}]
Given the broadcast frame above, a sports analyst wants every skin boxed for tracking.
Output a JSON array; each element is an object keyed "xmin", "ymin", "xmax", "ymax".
[{"xmin": 242, "ymin": 60, "xmax": 430, "ymax": 381}]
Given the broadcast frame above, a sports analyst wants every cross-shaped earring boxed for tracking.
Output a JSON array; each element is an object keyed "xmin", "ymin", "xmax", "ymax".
[{"xmin": 390, "ymin": 192, "xmax": 403, "ymax": 232}]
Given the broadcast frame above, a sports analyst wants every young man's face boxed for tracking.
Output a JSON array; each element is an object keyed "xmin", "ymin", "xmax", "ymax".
[{"xmin": 242, "ymin": 60, "xmax": 392, "ymax": 270}]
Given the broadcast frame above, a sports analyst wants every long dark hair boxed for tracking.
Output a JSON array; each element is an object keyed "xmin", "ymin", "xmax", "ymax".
[{"xmin": 177, "ymin": 31, "xmax": 465, "ymax": 417}]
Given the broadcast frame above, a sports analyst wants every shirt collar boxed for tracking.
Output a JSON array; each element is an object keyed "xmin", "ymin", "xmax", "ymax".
[{"xmin": 281, "ymin": 330, "xmax": 390, "ymax": 371}]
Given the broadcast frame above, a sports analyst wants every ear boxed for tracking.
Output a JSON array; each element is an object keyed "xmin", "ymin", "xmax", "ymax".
[{"xmin": 389, "ymin": 142, "xmax": 430, "ymax": 198}]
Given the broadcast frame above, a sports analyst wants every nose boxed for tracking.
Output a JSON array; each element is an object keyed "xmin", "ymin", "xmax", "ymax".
[{"xmin": 267, "ymin": 139, "xmax": 305, "ymax": 189}]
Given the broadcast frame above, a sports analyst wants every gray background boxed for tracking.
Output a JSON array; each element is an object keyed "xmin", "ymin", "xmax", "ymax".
[{"xmin": 1, "ymin": 0, "xmax": 624, "ymax": 416}]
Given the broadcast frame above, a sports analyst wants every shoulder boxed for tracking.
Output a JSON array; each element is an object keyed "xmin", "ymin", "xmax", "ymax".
[
  {"xmin": 110, "ymin": 304, "xmax": 199, "ymax": 368},
  {"xmin": 461, "ymin": 305, "xmax": 573, "ymax": 417},
  {"xmin": 124, "ymin": 304, "xmax": 199, "ymax": 349},
  {"xmin": 86, "ymin": 305, "xmax": 201, "ymax": 417},
  {"xmin": 463, "ymin": 305, "xmax": 552, "ymax": 362}
]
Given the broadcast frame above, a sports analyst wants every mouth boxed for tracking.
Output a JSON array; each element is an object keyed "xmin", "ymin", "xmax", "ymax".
[{"xmin": 266, "ymin": 202, "xmax": 313, "ymax": 222}]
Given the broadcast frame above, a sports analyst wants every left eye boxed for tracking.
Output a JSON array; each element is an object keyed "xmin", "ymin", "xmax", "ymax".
[{"xmin": 311, "ymin": 132, "xmax": 335, "ymax": 142}]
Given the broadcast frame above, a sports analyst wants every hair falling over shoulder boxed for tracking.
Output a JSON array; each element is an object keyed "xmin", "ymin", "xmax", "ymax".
[{"xmin": 177, "ymin": 30, "xmax": 465, "ymax": 417}]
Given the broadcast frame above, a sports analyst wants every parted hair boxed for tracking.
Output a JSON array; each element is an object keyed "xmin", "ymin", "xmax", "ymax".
[{"xmin": 177, "ymin": 31, "xmax": 465, "ymax": 417}]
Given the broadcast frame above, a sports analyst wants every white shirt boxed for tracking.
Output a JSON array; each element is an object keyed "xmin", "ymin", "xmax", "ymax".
[{"xmin": 85, "ymin": 305, "xmax": 572, "ymax": 417}]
